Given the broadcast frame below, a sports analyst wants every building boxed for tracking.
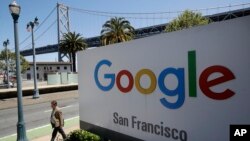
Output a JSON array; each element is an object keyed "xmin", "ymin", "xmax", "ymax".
[{"xmin": 23, "ymin": 62, "xmax": 72, "ymax": 81}]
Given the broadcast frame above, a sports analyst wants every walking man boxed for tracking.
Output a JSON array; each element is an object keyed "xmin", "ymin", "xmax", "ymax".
[{"xmin": 50, "ymin": 100, "xmax": 67, "ymax": 141}]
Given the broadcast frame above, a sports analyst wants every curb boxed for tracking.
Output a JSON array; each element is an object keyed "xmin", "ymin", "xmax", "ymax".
[{"xmin": 0, "ymin": 84, "xmax": 78, "ymax": 99}]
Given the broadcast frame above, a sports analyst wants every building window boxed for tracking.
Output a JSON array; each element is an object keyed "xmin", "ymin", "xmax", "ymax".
[
  {"xmin": 27, "ymin": 73, "xmax": 31, "ymax": 80},
  {"xmin": 64, "ymin": 66, "xmax": 67, "ymax": 70},
  {"xmin": 57, "ymin": 66, "xmax": 60, "ymax": 70},
  {"xmin": 44, "ymin": 67, "xmax": 46, "ymax": 70},
  {"xmin": 50, "ymin": 67, "xmax": 52, "ymax": 70},
  {"xmin": 44, "ymin": 73, "xmax": 48, "ymax": 81},
  {"xmin": 37, "ymin": 73, "xmax": 39, "ymax": 79},
  {"xmin": 36, "ymin": 67, "xmax": 39, "ymax": 70},
  {"xmin": 27, "ymin": 67, "xmax": 30, "ymax": 70}
]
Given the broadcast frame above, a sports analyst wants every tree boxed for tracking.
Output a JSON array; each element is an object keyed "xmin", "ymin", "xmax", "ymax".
[
  {"xmin": 60, "ymin": 32, "xmax": 87, "ymax": 72},
  {"xmin": 101, "ymin": 17, "xmax": 134, "ymax": 46},
  {"xmin": 165, "ymin": 10, "xmax": 209, "ymax": 32},
  {"xmin": 0, "ymin": 49, "xmax": 29, "ymax": 75}
]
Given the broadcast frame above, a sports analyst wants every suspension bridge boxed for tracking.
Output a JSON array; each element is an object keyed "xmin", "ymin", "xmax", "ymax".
[{"xmin": 18, "ymin": 3, "xmax": 250, "ymax": 61}]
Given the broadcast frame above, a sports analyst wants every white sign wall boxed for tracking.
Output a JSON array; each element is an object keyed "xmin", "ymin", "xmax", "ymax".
[{"xmin": 78, "ymin": 16, "xmax": 250, "ymax": 141}]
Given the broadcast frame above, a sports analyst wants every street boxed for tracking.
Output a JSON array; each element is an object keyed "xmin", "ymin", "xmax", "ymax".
[{"xmin": 0, "ymin": 92, "xmax": 79, "ymax": 138}]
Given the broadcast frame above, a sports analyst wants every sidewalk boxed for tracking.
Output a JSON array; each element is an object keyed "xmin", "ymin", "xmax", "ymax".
[
  {"xmin": 0, "ymin": 83, "xmax": 78, "ymax": 99},
  {"xmin": 32, "ymin": 125, "xmax": 79, "ymax": 141},
  {"xmin": 31, "ymin": 116, "xmax": 80, "ymax": 141}
]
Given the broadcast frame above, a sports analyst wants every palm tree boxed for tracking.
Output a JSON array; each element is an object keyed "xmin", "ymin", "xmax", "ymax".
[
  {"xmin": 101, "ymin": 17, "xmax": 134, "ymax": 46},
  {"xmin": 60, "ymin": 32, "xmax": 87, "ymax": 72},
  {"xmin": 165, "ymin": 10, "xmax": 209, "ymax": 32}
]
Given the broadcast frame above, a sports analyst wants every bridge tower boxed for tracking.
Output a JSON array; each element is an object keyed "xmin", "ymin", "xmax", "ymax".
[{"xmin": 57, "ymin": 3, "xmax": 70, "ymax": 62}]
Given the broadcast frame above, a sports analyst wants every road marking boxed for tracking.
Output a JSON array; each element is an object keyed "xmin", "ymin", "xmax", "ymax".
[
  {"xmin": 0, "ymin": 133, "xmax": 16, "ymax": 140},
  {"xmin": 44, "ymin": 109, "xmax": 52, "ymax": 112},
  {"xmin": 0, "ymin": 116, "xmax": 79, "ymax": 140},
  {"xmin": 44, "ymin": 105, "xmax": 74, "ymax": 113}
]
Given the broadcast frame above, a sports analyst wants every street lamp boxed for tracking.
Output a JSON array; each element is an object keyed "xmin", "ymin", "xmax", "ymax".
[
  {"xmin": 27, "ymin": 17, "xmax": 39, "ymax": 99},
  {"xmin": 9, "ymin": 1, "xmax": 28, "ymax": 141},
  {"xmin": 3, "ymin": 39, "xmax": 10, "ymax": 88}
]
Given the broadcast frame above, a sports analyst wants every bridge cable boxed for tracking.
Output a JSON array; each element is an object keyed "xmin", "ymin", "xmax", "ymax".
[
  {"xmin": 10, "ymin": 6, "xmax": 57, "ymax": 52},
  {"xmin": 68, "ymin": 2, "xmax": 250, "ymax": 19},
  {"xmin": 21, "ymin": 19, "xmax": 57, "ymax": 50}
]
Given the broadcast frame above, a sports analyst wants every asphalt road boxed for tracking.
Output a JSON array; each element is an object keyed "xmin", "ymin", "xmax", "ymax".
[{"xmin": 0, "ymin": 97, "xmax": 79, "ymax": 138}]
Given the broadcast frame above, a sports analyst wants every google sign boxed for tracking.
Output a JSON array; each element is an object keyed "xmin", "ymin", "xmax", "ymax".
[
  {"xmin": 94, "ymin": 50, "xmax": 235, "ymax": 109},
  {"xmin": 79, "ymin": 16, "xmax": 250, "ymax": 141}
]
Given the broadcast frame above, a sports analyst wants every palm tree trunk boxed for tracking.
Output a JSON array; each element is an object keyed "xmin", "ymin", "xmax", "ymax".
[
  {"xmin": 72, "ymin": 52, "xmax": 76, "ymax": 72},
  {"xmin": 69, "ymin": 53, "xmax": 73, "ymax": 72}
]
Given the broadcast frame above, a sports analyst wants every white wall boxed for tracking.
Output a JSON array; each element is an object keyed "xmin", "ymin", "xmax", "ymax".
[
  {"xmin": 24, "ymin": 64, "xmax": 71, "ymax": 80},
  {"xmin": 78, "ymin": 16, "xmax": 250, "ymax": 141}
]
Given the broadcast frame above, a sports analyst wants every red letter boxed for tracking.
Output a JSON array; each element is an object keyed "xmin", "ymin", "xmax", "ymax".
[
  {"xmin": 116, "ymin": 70, "xmax": 134, "ymax": 93},
  {"xmin": 199, "ymin": 65, "xmax": 235, "ymax": 100}
]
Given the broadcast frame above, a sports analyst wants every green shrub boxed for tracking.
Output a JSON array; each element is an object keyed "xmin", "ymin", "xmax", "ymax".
[{"xmin": 65, "ymin": 129, "xmax": 101, "ymax": 141}]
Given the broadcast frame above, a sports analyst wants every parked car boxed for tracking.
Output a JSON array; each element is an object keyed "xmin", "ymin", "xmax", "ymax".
[{"xmin": 4, "ymin": 81, "xmax": 14, "ymax": 88}]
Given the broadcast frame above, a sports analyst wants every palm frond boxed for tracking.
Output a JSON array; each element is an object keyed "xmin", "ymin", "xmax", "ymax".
[{"xmin": 100, "ymin": 17, "xmax": 134, "ymax": 46}]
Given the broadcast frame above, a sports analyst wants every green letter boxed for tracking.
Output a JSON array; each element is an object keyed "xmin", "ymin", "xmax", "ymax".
[{"xmin": 188, "ymin": 51, "xmax": 197, "ymax": 97}]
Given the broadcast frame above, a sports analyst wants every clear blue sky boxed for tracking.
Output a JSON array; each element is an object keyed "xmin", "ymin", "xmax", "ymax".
[{"xmin": 0, "ymin": 0, "xmax": 249, "ymax": 62}]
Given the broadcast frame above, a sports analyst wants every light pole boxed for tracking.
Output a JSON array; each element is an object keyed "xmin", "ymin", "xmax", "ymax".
[
  {"xmin": 27, "ymin": 17, "xmax": 39, "ymax": 99},
  {"xmin": 9, "ymin": 1, "xmax": 28, "ymax": 141},
  {"xmin": 3, "ymin": 39, "xmax": 10, "ymax": 88}
]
